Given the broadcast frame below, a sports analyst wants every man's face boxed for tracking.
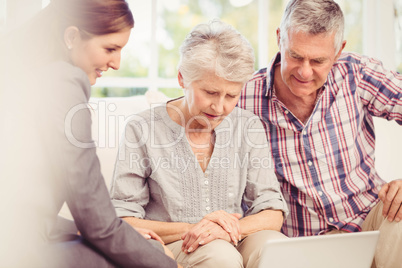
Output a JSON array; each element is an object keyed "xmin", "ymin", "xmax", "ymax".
[{"xmin": 277, "ymin": 29, "xmax": 344, "ymax": 98}]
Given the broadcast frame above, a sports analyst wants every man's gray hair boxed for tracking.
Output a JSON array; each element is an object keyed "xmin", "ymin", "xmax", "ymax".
[
  {"xmin": 279, "ymin": 0, "xmax": 344, "ymax": 53},
  {"xmin": 178, "ymin": 19, "xmax": 255, "ymax": 87}
]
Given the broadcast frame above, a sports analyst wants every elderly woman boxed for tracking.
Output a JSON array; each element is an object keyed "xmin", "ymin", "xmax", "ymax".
[{"xmin": 110, "ymin": 20, "xmax": 288, "ymax": 268}]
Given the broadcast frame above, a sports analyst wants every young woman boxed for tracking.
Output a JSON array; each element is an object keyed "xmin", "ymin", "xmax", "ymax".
[{"xmin": 0, "ymin": 0, "xmax": 178, "ymax": 267}]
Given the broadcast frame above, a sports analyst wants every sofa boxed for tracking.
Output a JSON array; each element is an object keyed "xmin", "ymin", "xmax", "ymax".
[{"xmin": 59, "ymin": 91, "xmax": 402, "ymax": 219}]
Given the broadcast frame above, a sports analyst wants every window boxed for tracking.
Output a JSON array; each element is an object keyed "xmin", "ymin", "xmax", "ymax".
[
  {"xmin": 0, "ymin": 0, "xmax": 6, "ymax": 33},
  {"xmin": 93, "ymin": 0, "xmax": 365, "ymax": 98},
  {"xmin": 395, "ymin": 0, "xmax": 402, "ymax": 73},
  {"xmin": 341, "ymin": 0, "xmax": 363, "ymax": 53},
  {"xmin": 6, "ymin": 0, "xmax": 396, "ymax": 98},
  {"xmin": 92, "ymin": 0, "xmax": 263, "ymax": 98}
]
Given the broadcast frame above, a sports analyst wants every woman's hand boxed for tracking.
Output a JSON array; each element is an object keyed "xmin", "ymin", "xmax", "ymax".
[
  {"xmin": 134, "ymin": 227, "xmax": 165, "ymax": 244},
  {"xmin": 134, "ymin": 227, "xmax": 181, "ymax": 267},
  {"xmin": 180, "ymin": 218, "xmax": 230, "ymax": 253},
  {"xmin": 203, "ymin": 210, "xmax": 242, "ymax": 245}
]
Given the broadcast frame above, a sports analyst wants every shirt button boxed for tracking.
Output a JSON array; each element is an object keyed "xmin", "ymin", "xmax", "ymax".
[
  {"xmin": 206, "ymin": 206, "xmax": 210, "ymax": 211},
  {"xmin": 308, "ymin": 161, "xmax": 313, "ymax": 166},
  {"xmin": 228, "ymin": 193, "xmax": 234, "ymax": 197},
  {"xmin": 303, "ymin": 131, "xmax": 307, "ymax": 135},
  {"xmin": 206, "ymin": 198, "xmax": 209, "ymax": 202},
  {"xmin": 329, "ymin": 217, "xmax": 334, "ymax": 223},
  {"xmin": 284, "ymin": 110, "xmax": 289, "ymax": 114},
  {"xmin": 204, "ymin": 173, "xmax": 208, "ymax": 178},
  {"xmin": 204, "ymin": 180, "xmax": 209, "ymax": 185},
  {"xmin": 318, "ymin": 191, "xmax": 323, "ymax": 196}
]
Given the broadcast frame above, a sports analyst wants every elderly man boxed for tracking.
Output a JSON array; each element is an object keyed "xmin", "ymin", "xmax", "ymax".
[{"xmin": 239, "ymin": 0, "xmax": 402, "ymax": 267}]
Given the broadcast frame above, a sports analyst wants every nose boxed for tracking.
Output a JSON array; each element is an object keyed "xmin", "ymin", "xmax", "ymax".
[
  {"xmin": 297, "ymin": 61, "xmax": 313, "ymax": 79},
  {"xmin": 211, "ymin": 96, "xmax": 224, "ymax": 115},
  {"xmin": 108, "ymin": 52, "xmax": 121, "ymax": 70}
]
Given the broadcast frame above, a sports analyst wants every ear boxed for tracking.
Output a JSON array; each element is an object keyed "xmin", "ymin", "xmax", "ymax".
[
  {"xmin": 276, "ymin": 28, "xmax": 281, "ymax": 48},
  {"xmin": 335, "ymin": 40, "xmax": 347, "ymax": 61},
  {"xmin": 178, "ymin": 71, "xmax": 185, "ymax": 88},
  {"xmin": 64, "ymin": 26, "xmax": 80, "ymax": 50}
]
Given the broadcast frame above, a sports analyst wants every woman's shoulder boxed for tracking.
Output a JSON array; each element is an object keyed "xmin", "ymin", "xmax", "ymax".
[
  {"xmin": 43, "ymin": 61, "xmax": 89, "ymax": 82},
  {"xmin": 125, "ymin": 104, "xmax": 167, "ymax": 127},
  {"xmin": 38, "ymin": 61, "xmax": 91, "ymax": 99},
  {"xmin": 137, "ymin": 103, "xmax": 166, "ymax": 118}
]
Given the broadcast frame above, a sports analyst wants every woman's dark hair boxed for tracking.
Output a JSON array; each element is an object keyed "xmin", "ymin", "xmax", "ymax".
[
  {"xmin": 4, "ymin": 0, "xmax": 134, "ymax": 67},
  {"xmin": 51, "ymin": 0, "xmax": 134, "ymax": 38}
]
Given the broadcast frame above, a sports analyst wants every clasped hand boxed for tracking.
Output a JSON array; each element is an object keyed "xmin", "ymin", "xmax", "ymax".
[{"xmin": 180, "ymin": 210, "xmax": 242, "ymax": 253}]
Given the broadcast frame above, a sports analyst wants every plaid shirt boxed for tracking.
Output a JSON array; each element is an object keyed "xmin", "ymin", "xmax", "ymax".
[{"xmin": 239, "ymin": 52, "xmax": 402, "ymax": 237}]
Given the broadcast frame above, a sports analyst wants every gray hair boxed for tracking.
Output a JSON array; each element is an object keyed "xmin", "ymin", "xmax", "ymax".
[
  {"xmin": 178, "ymin": 19, "xmax": 255, "ymax": 87},
  {"xmin": 279, "ymin": 0, "xmax": 344, "ymax": 53}
]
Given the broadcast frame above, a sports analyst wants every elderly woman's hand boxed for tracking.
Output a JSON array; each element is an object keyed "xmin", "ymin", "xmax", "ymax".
[
  {"xmin": 180, "ymin": 218, "xmax": 230, "ymax": 253},
  {"xmin": 203, "ymin": 210, "xmax": 242, "ymax": 245}
]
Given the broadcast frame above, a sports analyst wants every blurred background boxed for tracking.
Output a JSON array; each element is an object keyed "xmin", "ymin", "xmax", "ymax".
[
  {"xmin": 1, "ymin": 0, "xmax": 402, "ymax": 184},
  {"xmin": 1, "ymin": 0, "xmax": 401, "ymax": 98}
]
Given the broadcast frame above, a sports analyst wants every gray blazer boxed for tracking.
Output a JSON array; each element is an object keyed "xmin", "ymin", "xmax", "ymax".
[{"xmin": 0, "ymin": 61, "xmax": 176, "ymax": 268}]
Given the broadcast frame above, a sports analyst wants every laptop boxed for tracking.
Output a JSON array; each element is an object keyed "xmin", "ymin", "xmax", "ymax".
[{"xmin": 259, "ymin": 231, "xmax": 380, "ymax": 268}]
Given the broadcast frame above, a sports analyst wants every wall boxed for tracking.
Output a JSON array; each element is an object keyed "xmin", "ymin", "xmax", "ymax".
[
  {"xmin": 374, "ymin": 118, "xmax": 402, "ymax": 182},
  {"xmin": 363, "ymin": 0, "xmax": 401, "ymax": 182}
]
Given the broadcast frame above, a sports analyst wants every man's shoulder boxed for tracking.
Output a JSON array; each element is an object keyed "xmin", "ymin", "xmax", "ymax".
[
  {"xmin": 243, "ymin": 68, "xmax": 269, "ymax": 91},
  {"xmin": 248, "ymin": 67, "xmax": 269, "ymax": 83},
  {"xmin": 337, "ymin": 52, "xmax": 385, "ymax": 71},
  {"xmin": 231, "ymin": 106, "xmax": 261, "ymax": 119},
  {"xmin": 240, "ymin": 68, "xmax": 270, "ymax": 107},
  {"xmin": 337, "ymin": 52, "xmax": 365, "ymax": 65}
]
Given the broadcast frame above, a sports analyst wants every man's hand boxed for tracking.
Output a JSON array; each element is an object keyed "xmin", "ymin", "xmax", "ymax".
[
  {"xmin": 378, "ymin": 179, "xmax": 402, "ymax": 222},
  {"xmin": 180, "ymin": 218, "xmax": 231, "ymax": 253}
]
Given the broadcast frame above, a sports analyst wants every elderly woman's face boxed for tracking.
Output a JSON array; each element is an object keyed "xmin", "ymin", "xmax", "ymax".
[{"xmin": 180, "ymin": 71, "xmax": 243, "ymax": 130}]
